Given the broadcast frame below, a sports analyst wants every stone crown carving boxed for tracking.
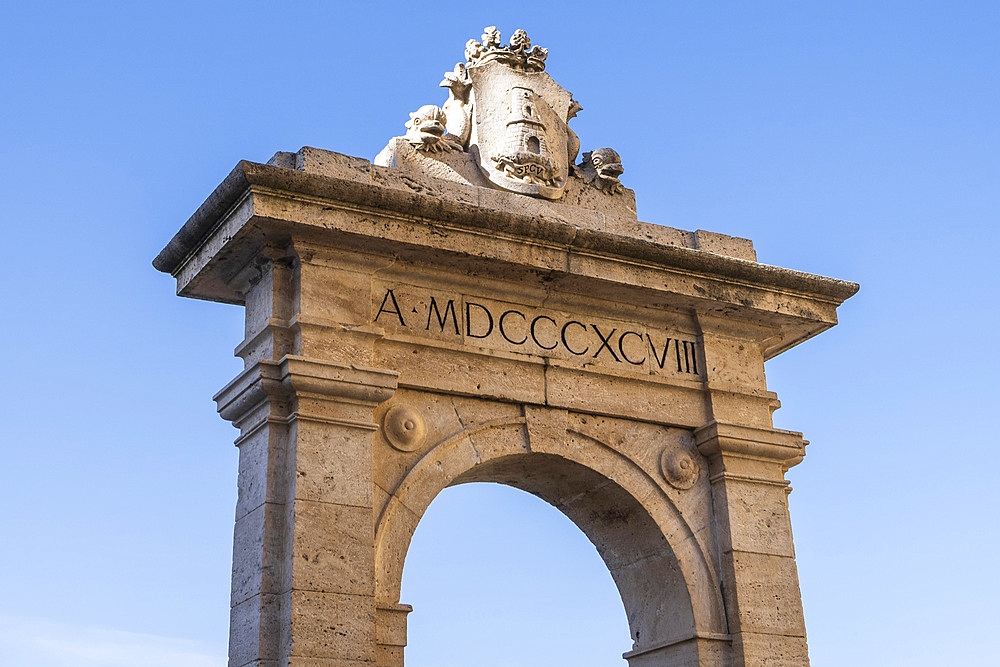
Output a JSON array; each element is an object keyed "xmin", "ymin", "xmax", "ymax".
[{"xmin": 464, "ymin": 27, "xmax": 549, "ymax": 72}]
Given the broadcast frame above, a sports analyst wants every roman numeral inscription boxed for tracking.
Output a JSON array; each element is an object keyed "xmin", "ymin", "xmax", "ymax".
[{"xmin": 373, "ymin": 285, "xmax": 702, "ymax": 377}]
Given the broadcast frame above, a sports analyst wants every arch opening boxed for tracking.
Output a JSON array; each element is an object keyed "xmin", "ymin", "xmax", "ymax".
[
  {"xmin": 454, "ymin": 453, "xmax": 698, "ymax": 650},
  {"xmin": 375, "ymin": 416, "xmax": 715, "ymax": 666},
  {"xmin": 401, "ymin": 482, "xmax": 631, "ymax": 665}
]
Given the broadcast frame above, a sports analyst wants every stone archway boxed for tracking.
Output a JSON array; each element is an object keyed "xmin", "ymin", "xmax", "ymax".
[
  {"xmin": 372, "ymin": 401, "xmax": 730, "ymax": 665},
  {"xmin": 156, "ymin": 27, "xmax": 856, "ymax": 667}
]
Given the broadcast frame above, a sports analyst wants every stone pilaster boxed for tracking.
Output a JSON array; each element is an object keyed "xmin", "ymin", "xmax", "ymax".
[
  {"xmin": 694, "ymin": 421, "xmax": 809, "ymax": 666},
  {"xmin": 375, "ymin": 602, "xmax": 412, "ymax": 667},
  {"xmin": 216, "ymin": 355, "xmax": 398, "ymax": 667}
]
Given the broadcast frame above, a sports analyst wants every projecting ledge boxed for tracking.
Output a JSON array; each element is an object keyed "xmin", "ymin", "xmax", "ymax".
[{"xmin": 153, "ymin": 156, "xmax": 858, "ymax": 308}]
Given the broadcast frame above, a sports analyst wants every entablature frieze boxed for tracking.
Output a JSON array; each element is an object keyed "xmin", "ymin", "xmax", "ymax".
[{"xmin": 157, "ymin": 160, "xmax": 856, "ymax": 362}]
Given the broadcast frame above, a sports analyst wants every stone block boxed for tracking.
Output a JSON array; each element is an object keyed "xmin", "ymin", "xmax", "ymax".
[
  {"xmin": 374, "ymin": 603, "xmax": 411, "ymax": 647},
  {"xmin": 235, "ymin": 428, "xmax": 273, "ymax": 520},
  {"xmin": 728, "ymin": 551, "xmax": 807, "ymax": 637},
  {"xmin": 714, "ymin": 479, "xmax": 796, "ymax": 558},
  {"xmin": 297, "ymin": 262, "xmax": 374, "ymax": 328},
  {"xmin": 694, "ymin": 229, "xmax": 757, "ymax": 262},
  {"xmin": 375, "ymin": 645, "xmax": 403, "ymax": 667},
  {"xmin": 372, "ymin": 338, "xmax": 547, "ymax": 405},
  {"xmin": 731, "ymin": 631, "xmax": 809, "ymax": 666},
  {"xmin": 292, "ymin": 499, "xmax": 374, "ymax": 596},
  {"xmin": 701, "ymin": 335, "xmax": 766, "ymax": 390},
  {"xmin": 372, "ymin": 390, "xmax": 467, "ymax": 496},
  {"xmin": 229, "ymin": 594, "xmax": 263, "ymax": 666},
  {"xmin": 267, "ymin": 151, "xmax": 297, "ymax": 169},
  {"xmin": 290, "ymin": 590, "xmax": 376, "ymax": 661},
  {"xmin": 292, "ymin": 419, "xmax": 375, "ymax": 507},
  {"xmin": 545, "ymin": 365, "xmax": 709, "ymax": 427},
  {"xmin": 624, "ymin": 636, "xmax": 730, "ymax": 667},
  {"xmin": 296, "ymin": 147, "xmax": 372, "ymax": 184},
  {"xmin": 231, "ymin": 504, "xmax": 267, "ymax": 606},
  {"xmin": 230, "ymin": 592, "xmax": 287, "ymax": 665}
]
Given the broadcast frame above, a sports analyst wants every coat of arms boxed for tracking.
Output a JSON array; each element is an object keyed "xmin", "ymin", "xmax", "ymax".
[{"xmin": 376, "ymin": 27, "xmax": 627, "ymax": 202}]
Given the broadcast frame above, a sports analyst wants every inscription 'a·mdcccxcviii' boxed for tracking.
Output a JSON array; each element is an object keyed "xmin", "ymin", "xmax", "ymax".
[{"xmin": 374, "ymin": 288, "xmax": 701, "ymax": 376}]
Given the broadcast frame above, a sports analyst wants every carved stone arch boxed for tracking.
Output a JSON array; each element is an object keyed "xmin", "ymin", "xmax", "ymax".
[
  {"xmin": 160, "ymin": 30, "xmax": 857, "ymax": 663},
  {"xmin": 374, "ymin": 411, "xmax": 730, "ymax": 665}
]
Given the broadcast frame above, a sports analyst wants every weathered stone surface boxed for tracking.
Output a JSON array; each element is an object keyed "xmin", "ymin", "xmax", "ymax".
[
  {"xmin": 157, "ymin": 25, "xmax": 856, "ymax": 667},
  {"xmin": 291, "ymin": 500, "xmax": 374, "ymax": 596},
  {"xmin": 290, "ymin": 590, "xmax": 376, "ymax": 661}
]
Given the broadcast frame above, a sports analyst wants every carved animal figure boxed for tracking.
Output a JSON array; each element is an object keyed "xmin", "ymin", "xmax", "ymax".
[
  {"xmin": 578, "ymin": 148, "xmax": 625, "ymax": 195},
  {"xmin": 404, "ymin": 105, "xmax": 464, "ymax": 153}
]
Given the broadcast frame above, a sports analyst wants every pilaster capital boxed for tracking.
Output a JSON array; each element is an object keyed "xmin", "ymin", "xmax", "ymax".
[
  {"xmin": 275, "ymin": 355, "xmax": 398, "ymax": 404},
  {"xmin": 694, "ymin": 421, "xmax": 805, "ymax": 471},
  {"xmin": 215, "ymin": 355, "xmax": 399, "ymax": 424}
]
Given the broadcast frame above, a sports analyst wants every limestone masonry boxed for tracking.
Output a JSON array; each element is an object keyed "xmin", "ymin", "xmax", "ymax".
[{"xmin": 155, "ymin": 26, "xmax": 857, "ymax": 667}]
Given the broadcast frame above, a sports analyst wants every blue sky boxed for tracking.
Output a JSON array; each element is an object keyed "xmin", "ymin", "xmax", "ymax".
[{"xmin": 1, "ymin": 2, "xmax": 998, "ymax": 665}]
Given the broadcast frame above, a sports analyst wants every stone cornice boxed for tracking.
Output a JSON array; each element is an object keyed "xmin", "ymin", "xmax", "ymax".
[{"xmin": 154, "ymin": 159, "xmax": 859, "ymax": 306}]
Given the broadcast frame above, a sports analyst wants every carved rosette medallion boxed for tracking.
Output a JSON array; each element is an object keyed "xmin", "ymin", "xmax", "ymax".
[
  {"xmin": 382, "ymin": 404, "xmax": 427, "ymax": 452},
  {"xmin": 660, "ymin": 447, "xmax": 700, "ymax": 490}
]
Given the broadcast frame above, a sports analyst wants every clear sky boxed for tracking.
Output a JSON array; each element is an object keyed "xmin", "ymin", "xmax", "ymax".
[{"xmin": 1, "ymin": 2, "xmax": 998, "ymax": 666}]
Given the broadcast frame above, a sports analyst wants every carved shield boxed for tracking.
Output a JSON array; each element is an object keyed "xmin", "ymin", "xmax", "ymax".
[{"xmin": 467, "ymin": 60, "xmax": 573, "ymax": 200}]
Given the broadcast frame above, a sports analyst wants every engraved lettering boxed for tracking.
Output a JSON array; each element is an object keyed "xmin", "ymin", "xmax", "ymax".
[
  {"xmin": 647, "ymin": 334, "xmax": 672, "ymax": 369},
  {"xmin": 375, "ymin": 289, "xmax": 406, "ymax": 327},
  {"xmin": 499, "ymin": 309, "xmax": 527, "ymax": 345},
  {"xmin": 426, "ymin": 297, "xmax": 459, "ymax": 335},
  {"xmin": 376, "ymin": 285, "xmax": 704, "ymax": 377},
  {"xmin": 465, "ymin": 302, "xmax": 495, "ymax": 339},
  {"xmin": 618, "ymin": 330, "xmax": 645, "ymax": 366},
  {"xmin": 591, "ymin": 325, "xmax": 620, "ymax": 362},
  {"xmin": 530, "ymin": 315, "xmax": 558, "ymax": 350},
  {"xmin": 560, "ymin": 320, "xmax": 589, "ymax": 356},
  {"xmin": 683, "ymin": 340, "xmax": 698, "ymax": 374}
]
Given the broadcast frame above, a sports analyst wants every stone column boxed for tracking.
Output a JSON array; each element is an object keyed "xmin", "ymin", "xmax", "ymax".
[
  {"xmin": 216, "ymin": 355, "xmax": 398, "ymax": 667},
  {"xmin": 694, "ymin": 421, "xmax": 809, "ymax": 666}
]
